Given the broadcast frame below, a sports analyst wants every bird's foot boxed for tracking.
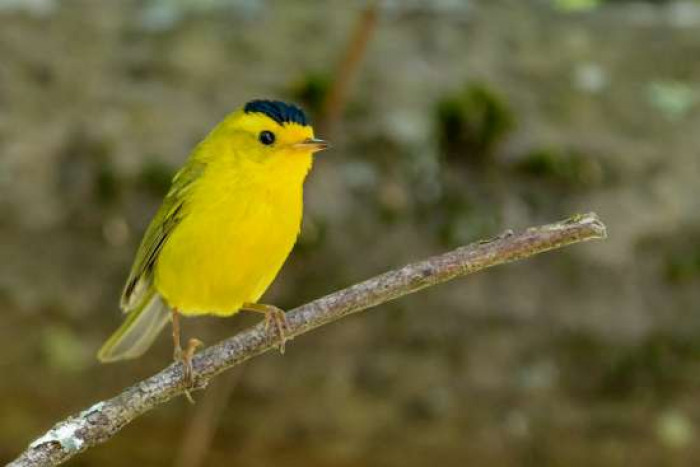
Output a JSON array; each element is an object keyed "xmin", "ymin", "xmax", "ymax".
[
  {"xmin": 264, "ymin": 306, "xmax": 290, "ymax": 354},
  {"xmin": 175, "ymin": 338, "xmax": 204, "ymax": 404},
  {"xmin": 242, "ymin": 303, "xmax": 290, "ymax": 354},
  {"xmin": 171, "ymin": 308, "xmax": 204, "ymax": 403}
]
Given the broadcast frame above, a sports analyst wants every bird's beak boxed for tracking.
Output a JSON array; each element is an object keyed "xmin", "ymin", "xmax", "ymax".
[{"xmin": 293, "ymin": 138, "xmax": 330, "ymax": 153}]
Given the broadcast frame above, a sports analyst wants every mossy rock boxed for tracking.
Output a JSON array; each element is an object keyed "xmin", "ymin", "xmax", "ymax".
[
  {"xmin": 436, "ymin": 83, "xmax": 515, "ymax": 167},
  {"xmin": 138, "ymin": 158, "xmax": 174, "ymax": 197},
  {"xmin": 514, "ymin": 147, "xmax": 605, "ymax": 189},
  {"xmin": 289, "ymin": 72, "xmax": 332, "ymax": 117}
]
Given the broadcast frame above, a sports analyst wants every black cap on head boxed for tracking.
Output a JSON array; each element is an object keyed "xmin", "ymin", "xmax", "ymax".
[{"xmin": 244, "ymin": 100, "xmax": 309, "ymax": 126}]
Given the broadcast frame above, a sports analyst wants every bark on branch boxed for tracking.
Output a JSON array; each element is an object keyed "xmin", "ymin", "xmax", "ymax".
[{"xmin": 9, "ymin": 213, "xmax": 607, "ymax": 467}]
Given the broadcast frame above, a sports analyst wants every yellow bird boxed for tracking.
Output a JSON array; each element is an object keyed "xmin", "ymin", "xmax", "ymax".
[{"xmin": 98, "ymin": 100, "xmax": 329, "ymax": 380}]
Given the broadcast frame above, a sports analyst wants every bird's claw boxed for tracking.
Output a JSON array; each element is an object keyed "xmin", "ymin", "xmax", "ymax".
[
  {"xmin": 263, "ymin": 306, "xmax": 290, "ymax": 354},
  {"xmin": 178, "ymin": 338, "xmax": 204, "ymax": 404}
]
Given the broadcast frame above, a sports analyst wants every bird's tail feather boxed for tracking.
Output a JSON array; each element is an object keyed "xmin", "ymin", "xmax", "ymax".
[{"xmin": 97, "ymin": 294, "xmax": 170, "ymax": 362}]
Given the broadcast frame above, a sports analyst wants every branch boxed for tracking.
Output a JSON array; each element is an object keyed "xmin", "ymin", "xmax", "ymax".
[
  {"xmin": 9, "ymin": 213, "xmax": 607, "ymax": 467},
  {"xmin": 318, "ymin": 0, "xmax": 379, "ymax": 134}
]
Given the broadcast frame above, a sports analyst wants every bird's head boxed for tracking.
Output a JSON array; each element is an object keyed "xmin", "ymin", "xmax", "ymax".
[{"xmin": 201, "ymin": 100, "xmax": 329, "ymax": 174}]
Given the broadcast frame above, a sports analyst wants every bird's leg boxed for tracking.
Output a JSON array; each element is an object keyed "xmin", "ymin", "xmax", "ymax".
[
  {"xmin": 171, "ymin": 308, "xmax": 184, "ymax": 361},
  {"xmin": 171, "ymin": 309, "xmax": 203, "ymax": 403},
  {"xmin": 241, "ymin": 303, "xmax": 290, "ymax": 354},
  {"xmin": 182, "ymin": 338, "xmax": 203, "ymax": 402}
]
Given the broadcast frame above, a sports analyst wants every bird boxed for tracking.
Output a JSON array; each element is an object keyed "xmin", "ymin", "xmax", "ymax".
[{"xmin": 97, "ymin": 99, "xmax": 329, "ymax": 387}]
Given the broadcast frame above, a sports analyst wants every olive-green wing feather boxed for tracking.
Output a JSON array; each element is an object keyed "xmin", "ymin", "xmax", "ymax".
[
  {"xmin": 97, "ymin": 292, "xmax": 170, "ymax": 362},
  {"xmin": 98, "ymin": 160, "xmax": 205, "ymax": 362},
  {"xmin": 120, "ymin": 161, "xmax": 205, "ymax": 313}
]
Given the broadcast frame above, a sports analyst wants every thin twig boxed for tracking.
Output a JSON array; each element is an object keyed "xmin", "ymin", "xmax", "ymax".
[
  {"xmin": 8, "ymin": 213, "xmax": 607, "ymax": 467},
  {"xmin": 319, "ymin": 1, "xmax": 379, "ymax": 134}
]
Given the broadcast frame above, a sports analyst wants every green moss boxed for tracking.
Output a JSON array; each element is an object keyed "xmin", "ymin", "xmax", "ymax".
[
  {"xmin": 435, "ymin": 193, "xmax": 499, "ymax": 247},
  {"xmin": 95, "ymin": 160, "xmax": 120, "ymax": 205},
  {"xmin": 558, "ymin": 332, "xmax": 700, "ymax": 401},
  {"xmin": 552, "ymin": 0, "xmax": 601, "ymax": 11},
  {"xmin": 138, "ymin": 158, "xmax": 174, "ymax": 197},
  {"xmin": 602, "ymin": 335, "xmax": 700, "ymax": 399},
  {"xmin": 515, "ymin": 147, "xmax": 604, "ymax": 189},
  {"xmin": 289, "ymin": 72, "xmax": 331, "ymax": 116},
  {"xmin": 666, "ymin": 250, "xmax": 700, "ymax": 283},
  {"xmin": 436, "ymin": 83, "xmax": 515, "ymax": 167},
  {"xmin": 638, "ymin": 230, "xmax": 700, "ymax": 284}
]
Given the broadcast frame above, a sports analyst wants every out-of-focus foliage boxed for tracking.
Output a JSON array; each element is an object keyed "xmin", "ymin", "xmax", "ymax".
[
  {"xmin": 647, "ymin": 81, "xmax": 698, "ymax": 121},
  {"xmin": 2, "ymin": 0, "xmax": 700, "ymax": 466},
  {"xmin": 553, "ymin": 0, "xmax": 601, "ymax": 12},
  {"xmin": 436, "ymin": 83, "xmax": 515, "ymax": 166},
  {"xmin": 515, "ymin": 147, "xmax": 605, "ymax": 189},
  {"xmin": 290, "ymin": 72, "xmax": 332, "ymax": 117}
]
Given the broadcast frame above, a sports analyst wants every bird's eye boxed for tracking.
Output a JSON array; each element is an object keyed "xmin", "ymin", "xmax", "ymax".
[{"xmin": 259, "ymin": 130, "xmax": 276, "ymax": 146}]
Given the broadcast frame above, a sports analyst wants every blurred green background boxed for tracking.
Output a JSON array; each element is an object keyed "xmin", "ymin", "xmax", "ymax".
[{"xmin": 2, "ymin": 0, "xmax": 700, "ymax": 465}]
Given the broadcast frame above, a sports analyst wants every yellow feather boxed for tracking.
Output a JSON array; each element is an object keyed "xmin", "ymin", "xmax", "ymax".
[
  {"xmin": 156, "ymin": 121, "xmax": 313, "ymax": 315},
  {"xmin": 98, "ymin": 101, "xmax": 325, "ymax": 361}
]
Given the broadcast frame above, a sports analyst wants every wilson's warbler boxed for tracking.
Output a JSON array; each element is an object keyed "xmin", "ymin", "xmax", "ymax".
[{"xmin": 98, "ymin": 100, "xmax": 329, "ymax": 381}]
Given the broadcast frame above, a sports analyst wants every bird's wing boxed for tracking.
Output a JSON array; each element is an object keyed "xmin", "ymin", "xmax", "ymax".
[
  {"xmin": 98, "ymin": 292, "xmax": 171, "ymax": 362},
  {"xmin": 120, "ymin": 160, "xmax": 206, "ymax": 313}
]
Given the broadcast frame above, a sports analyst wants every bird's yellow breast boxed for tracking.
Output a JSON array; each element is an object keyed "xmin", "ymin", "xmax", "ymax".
[{"xmin": 154, "ymin": 153, "xmax": 310, "ymax": 316}]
